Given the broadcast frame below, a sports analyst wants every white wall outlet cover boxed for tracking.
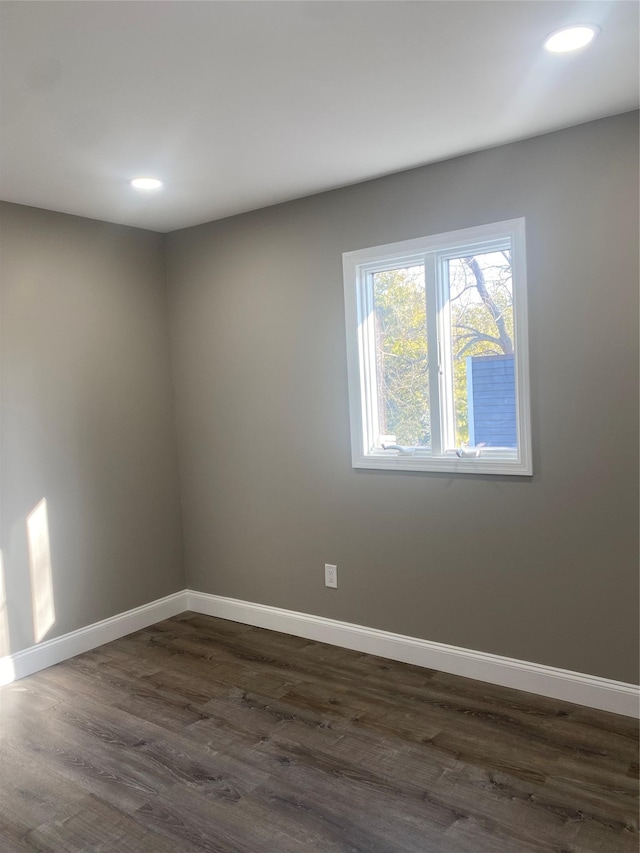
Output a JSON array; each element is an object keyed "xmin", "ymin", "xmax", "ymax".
[{"xmin": 325, "ymin": 564, "xmax": 338, "ymax": 588}]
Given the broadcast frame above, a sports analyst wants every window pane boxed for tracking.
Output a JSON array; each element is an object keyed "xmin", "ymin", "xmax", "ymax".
[
  {"xmin": 372, "ymin": 265, "xmax": 430, "ymax": 447},
  {"xmin": 447, "ymin": 249, "xmax": 516, "ymax": 451}
]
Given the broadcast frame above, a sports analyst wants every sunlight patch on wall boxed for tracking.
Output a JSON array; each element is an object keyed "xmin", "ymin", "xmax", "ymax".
[
  {"xmin": 0, "ymin": 550, "xmax": 10, "ymax": 657},
  {"xmin": 27, "ymin": 498, "xmax": 56, "ymax": 643},
  {"xmin": 0, "ymin": 550, "xmax": 15, "ymax": 685}
]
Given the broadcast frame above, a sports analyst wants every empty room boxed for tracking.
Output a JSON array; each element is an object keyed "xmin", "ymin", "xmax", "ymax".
[{"xmin": 0, "ymin": 2, "xmax": 638, "ymax": 851}]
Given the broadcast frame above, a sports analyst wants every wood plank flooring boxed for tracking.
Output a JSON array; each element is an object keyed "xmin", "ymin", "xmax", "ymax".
[{"xmin": 0, "ymin": 612, "xmax": 637, "ymax": 852}]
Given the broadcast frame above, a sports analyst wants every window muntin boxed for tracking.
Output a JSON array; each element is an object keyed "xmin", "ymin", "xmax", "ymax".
[{"xmin": 343, "ymin": 219, "xmax": 531, "ymax": 475}]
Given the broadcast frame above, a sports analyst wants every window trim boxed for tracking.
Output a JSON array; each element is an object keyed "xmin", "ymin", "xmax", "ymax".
[{"xmin": 343, "ymin": 218, "xmax": 532, "ymax": 476}]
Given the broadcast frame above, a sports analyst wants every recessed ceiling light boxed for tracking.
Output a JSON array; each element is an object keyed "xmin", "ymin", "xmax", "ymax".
[
  {"xmin": 130, "ymin": 177, "xmax": 163, "ymax": 190},
  {"xmin": 544, "ymin": 24, "xmax": 599, "ymax": 53}
]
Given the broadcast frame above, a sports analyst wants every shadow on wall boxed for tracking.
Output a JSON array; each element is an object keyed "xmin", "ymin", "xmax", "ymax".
[{"xmin": 0, "ymin": 497, "xmax": 55, "ymax": 685}]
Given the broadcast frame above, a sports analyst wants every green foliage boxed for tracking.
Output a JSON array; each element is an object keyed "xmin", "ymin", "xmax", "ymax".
[
  {"xmin": 449, "ymin": 253, "xmax": 513, "ymax": 444},
  {"xmin": 373, "ymin": 267, "xmax": 430, "ymax": 446},
  {"xmin": 373, "ymin": 253, "xmax": 513, "ymax": 448}
]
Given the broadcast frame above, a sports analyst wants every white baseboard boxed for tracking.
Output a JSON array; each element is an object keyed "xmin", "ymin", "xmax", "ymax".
[
  {"xmin": 187, "ymin": 590, "xmax": 640, "ymax": 718},
  {"xmin": 3, "ymin": 588, "xmax": 637, "ymax": 718},
  {"xmin": 0, "ymin": 590, "xmax": 188, "ymax": 686}
]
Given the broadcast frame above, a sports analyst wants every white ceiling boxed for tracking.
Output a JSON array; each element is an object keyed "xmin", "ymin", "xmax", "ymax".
[{"xmin": 0, "ymin": 1, "xmax": 637, "ymax": 233}]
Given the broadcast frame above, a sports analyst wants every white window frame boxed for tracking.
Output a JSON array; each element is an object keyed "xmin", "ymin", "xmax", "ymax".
[{"xmin": 343, "ymin": 218, "xmax": 532, "ymax": 476}]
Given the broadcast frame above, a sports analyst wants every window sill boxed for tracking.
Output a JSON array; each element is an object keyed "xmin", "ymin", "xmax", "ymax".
[{"xmin": 352, "ymin": 451, "xmax": 532, "ymax": 476}]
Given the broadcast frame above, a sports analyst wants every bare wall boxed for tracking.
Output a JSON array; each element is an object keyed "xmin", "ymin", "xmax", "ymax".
[
  {"xmin": 166, "ymin": 112, "xmax": 639, "ymax": 685},
  {"xmin": 0, "ymin": 203, "xmax": 184, "ymax": 654}
]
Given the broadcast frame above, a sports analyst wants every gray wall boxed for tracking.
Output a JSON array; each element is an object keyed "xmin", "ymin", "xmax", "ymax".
[
  {"xmin": 1, "ymin": 113, "xmax": 637, "ymax": 684},
  {"xmin": 0, "ymin": 203, "xmax": 184, "ymax": 653},
  {"xmin": 166, "ymin": 112, "xmax": 639, "ymax": 684}
]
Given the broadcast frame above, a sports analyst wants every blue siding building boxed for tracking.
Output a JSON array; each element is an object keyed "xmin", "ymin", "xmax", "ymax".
[{"xmin": 466, "ymin": 354, "xmax": 517, "ymax": 448}]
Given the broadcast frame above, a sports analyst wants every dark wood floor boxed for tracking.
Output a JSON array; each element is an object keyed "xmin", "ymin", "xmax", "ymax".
[{"xmin": 0, "ymin": 613, "xmax": 637, "ymax": 852}]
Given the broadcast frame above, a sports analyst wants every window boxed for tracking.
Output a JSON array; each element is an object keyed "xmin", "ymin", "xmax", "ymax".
[{"xmin": 343, "ymin": 219, "xmax": 532, "ymax": 475}]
